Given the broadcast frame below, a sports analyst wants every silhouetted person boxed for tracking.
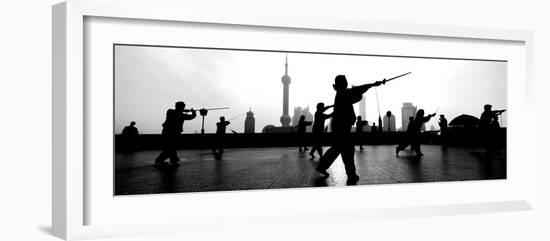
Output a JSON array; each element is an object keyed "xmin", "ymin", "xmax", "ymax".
[
  {"xmin": 316, "ymin": 75, "xmax": 386, "ymax": 181},
  {"xmin": 438, "ymin": 115, "xmax": 448, "ymax": 136},
  {"xmin": 309, "ymin": 103, "xmax": 333, "ymax": 159},
  {"xmin": 297, "ymin": 115, "xmax": 312, "ymax": 152},
  {"xmin": 406, "ymin": 116, "xmax": 414, "ymax": 131},
  {"xmin": 213, "ymin": 116, "xmax": 230, "ymax": 158},
  {"xmin": 371, "ymin": 123, "xmax": 378, "ymax": 133},
  {"xmin": 155, "ymin": 101, "xmax": 197, "ymax": 165},
  {"xmin": 405, "ymin": 116, "xmax": 414, "ymax": 151},
  {"xmin": 355, "ymin": 116, "xmax": 368, "ymax": 151},
  {"xmin": 480, "ymin": 105, "xmax": 496, "ymax": 129},
  {"xmin": 385, "ymin": 111, "xmax": 393, "ymax": 132},
  {"xmin": 481, "ymin": 104, "xmax": 505, "ymax": 128},
  {"xmin": 120, "ymin": 121, "xmax": 139, "ymax": 151},
  {"xmin": 396, "ymin": 109, "xmax": 435, "ymax": 157},
  {"xmin": 479, "ymin": 104, "xmax": 505, "ymax": 153},
  {"xmin": 216, "ymin": 116, "xmax": 230, "ymax": 135},
  {"xmin": 121, "ymin": 121, "xmax": 139, "ymax": 136},
  {"xmin": 438, "ymin": 115, "xmax": 448, "ymax": 146}
]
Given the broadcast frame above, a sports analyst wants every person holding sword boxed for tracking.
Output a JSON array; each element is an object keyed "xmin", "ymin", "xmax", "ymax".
[
  {"xmin": 316, "ymin": 73, "xmax": 406, "ymax": 182},
  {"xmin": 155, "ymin": 101, "xmax": 197, "ymax": 166},
  {"xmin": 395, "ymin": 109, "xmax": 436, "ymax": 157},
  {"xmin": 479, "ymin": 104, "xmax": 505, "ymax": 153},
  {"xmin": 212, "ymin": 116, "xmax": 231, "ymax": 159}
]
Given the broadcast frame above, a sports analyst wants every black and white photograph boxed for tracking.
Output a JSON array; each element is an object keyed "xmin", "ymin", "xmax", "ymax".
[
  {"xmin": 6, "ymin": 0, "xmax": 550, "ymax": 240},
  {"xmin": 114, "ymin": 44, "xmax": 507, "ymax": 195}
]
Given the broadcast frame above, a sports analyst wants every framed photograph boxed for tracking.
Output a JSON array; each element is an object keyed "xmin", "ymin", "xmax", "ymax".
[{"xmin": 53, "ymin": 0, "xmax": 535, "ymax": 240}]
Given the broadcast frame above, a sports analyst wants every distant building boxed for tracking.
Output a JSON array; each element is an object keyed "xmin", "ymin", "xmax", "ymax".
[
  {"xmin": 280, "ymin": 55, "xmax": 292, "ymax": 127},
  {"xmin": 262, "ymin": 125, "xmax": 276, "ymax": 133},
  {"xmin": 359, "ymin": 95, "xmax": 366, "ymax": 121},
  {"xmin": 292, "ymin": 107, "xmax": 303, "ymax": 127},
  {"xmin": 378, "ymin": 116, "xmax": 383, "ymax": 132},
  {"xmin": 356, "ymin": 95, "xmax": 367, "ymax": 132},
  {"xmin": 401, "ymin": 102, "xmax": 418, "ymax": 131},
  {"xmin": 383, "ymin": 111, "xmax": 396, "ymax": 132},
  {"xmin": 291, "ymin": 106, "xmax": 314, "ymax": 132},
  {"xmin": 262, "ymin": 124, "xmax": 293, "ymax": 133},
  {"xmin": 430, "ymin": 125, "xmax": 436, "ymax": 131},
  {"xmin": 244, "ymin": 108, "xmax": 255, "ymax": 133},
  {"xmin": 266, "ymin": 55, "xmax": 294, "ymax": 133},
  {"xmin": 302, "ymin": 106, "xmax": 314, "ymax": 132}
]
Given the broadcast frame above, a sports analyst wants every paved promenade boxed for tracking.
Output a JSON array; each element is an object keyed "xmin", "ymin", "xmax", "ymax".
[{"xmin": 115, "ymin": 145, "xmax": 506, "ymax": 195}]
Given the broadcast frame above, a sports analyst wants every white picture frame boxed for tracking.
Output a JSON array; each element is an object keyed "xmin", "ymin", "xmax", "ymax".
[{"xmin": 52, "ymin": 0, "xmax": 535, "ymax": 240}]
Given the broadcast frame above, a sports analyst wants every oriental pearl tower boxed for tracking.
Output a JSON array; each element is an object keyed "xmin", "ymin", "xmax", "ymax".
[{"xmin": 280, "ymin": 55, "xmax": 292, "ymax": 127}]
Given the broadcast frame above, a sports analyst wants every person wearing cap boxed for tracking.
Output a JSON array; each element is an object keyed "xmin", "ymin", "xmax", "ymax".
[
  {"xmin": 479, "ymin": 104, "xmax": 505, "ymax": 153},
  {"xmin": 155, "ymin": 101, "xmax": 196, "ymax": 165},
  {"xmin": 480, "ymin": 104, "xmax": 497, "ymax": 130}
]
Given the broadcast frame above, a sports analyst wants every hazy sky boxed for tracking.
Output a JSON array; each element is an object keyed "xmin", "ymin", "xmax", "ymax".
[{"xmin": 114, "ymin": 45, "xmax": 507, "ymax": 134}]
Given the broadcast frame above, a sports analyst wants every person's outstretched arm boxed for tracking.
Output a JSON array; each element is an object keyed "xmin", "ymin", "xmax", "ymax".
[
  {"xmin": 322, "ymin": 105, "xmax": 334, "ymax": 112},
  {"xmin": 352, "ymin": 79, "xmax": 386, "ymax": 95},
  {"xmin": 183, "ymin": 110, "xmax": 197, "ymax": 120},
  {"xmin": 423, "ymin": 114, "xmax": 436, "ymax": 123},
  {"xmin": 349, "ymin": 79, "xmax": 387, "ymax": 104}
]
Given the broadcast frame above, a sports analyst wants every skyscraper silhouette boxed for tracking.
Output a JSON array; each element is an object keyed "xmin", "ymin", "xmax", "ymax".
[
  {"xmin": 302, "ymin": 106, "xmax": 314, "ymax": 132},
  {"xmin": 244, "ymin": 108, "xmax": 255, "ymax": 133},
  {"xmin": 383, "ymin": 111, "xmax": 396, "ymax": 132},
  {"xmin": 280, "ymin": 55, "xmax": 292, "ymax": 127},
  {"xmin": 401, "ymin": 102, "xmax": 418, "ymax": 131},
  {"xmin": 292, "ymin": 106, "xmax": 303, "ymax": 127},
  {"xmin": 359, "ymin": 94, "xmax": 366, "ymax": 121}
]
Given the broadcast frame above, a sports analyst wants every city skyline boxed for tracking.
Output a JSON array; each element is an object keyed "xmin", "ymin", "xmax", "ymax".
[{"xmin": 115, "ymin": 45, "xmax": 507, "ymax": 134}]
